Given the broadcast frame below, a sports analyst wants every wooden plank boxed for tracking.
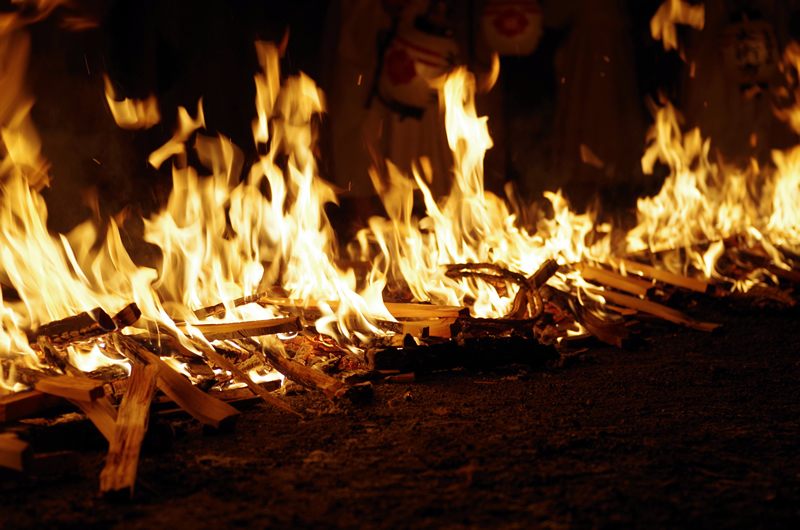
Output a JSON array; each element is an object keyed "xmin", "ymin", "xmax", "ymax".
[
  {"xmin": 606, "ymin": 257, "xmax": 709, "ymax": 293},
  {"xmin": 260, "ymin": 297, "xmax": 469, "ymax": 319},
  {"xmin": 33, "ymin": 375, "xmax": 105, "ymax": 402},
  {"xmin": 0, "ymin": 391, "xmax": 66, "ymax": 422},
  {"xmin": 585, "ymin": 287, "xmax": 720, "ymax": 332},
  {"xmin": 578, "ymin": 264, "xmax": 655, "ymax": 297},
  {"xmin": 69, "ymin": 396, "xmax": 118, "ymax": 443},
  {"xmin": 0, "ymin": 433, "xmax": 31, "ymax": 472},
  {"xmin": 111, "ymin": 334, "xmax": 240, "ymax": 430},
  {"xmin": 99, "ymin": 364, "xmax": 159, "ymax": 499},
  {"xmin": 178, "ymin": 316, "xmax": 301, "ymax": 341}
]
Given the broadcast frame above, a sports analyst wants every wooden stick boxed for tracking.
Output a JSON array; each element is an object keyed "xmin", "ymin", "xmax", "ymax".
[
  {"xmin": 178, "ymin": 316, "xmax": 301, "ymax": 341},
  {"xmin": 32, "ymin": 375, "xmax": 105, "ymax": 402},
  {"xmin": 578, "ymin": 263, "xmax": 655, "ymax": 297},
  {"xmin": 606, "ymin": 257, "xmax": 710, "ymax": 293},
  {"xmin": 0, "ymin": 433, "xmax": 31, "ymax": 472},
  {"xmin": 0, "ymin": 390, "xmax": 66, "ymax": 422},
  {"xmin": 112, "ymin": 334, "xmax": 240, "ymax": 430},
  {"xmin": 261, "ymin": 297, "xmax": 469, "ymax": 319},
  {"xmin": 585, "ymin": 287, "xmax": 720, "ymax": 332},
  {"xmin": 99, "ymin": 364, "xmax": 159, "ymax": 499}
]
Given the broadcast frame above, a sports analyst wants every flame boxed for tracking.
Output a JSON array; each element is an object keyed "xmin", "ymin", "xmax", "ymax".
[
  {"xmin": 358, "ymin": 67, "xmax": 610, "ymax": 318},
  {"xmin": 650, "ymin": 0, "xmax": 705, "ymax": 52},
  {"xmin": 103, "ymin": 75, "xmax": 160, "ymax": 130}
]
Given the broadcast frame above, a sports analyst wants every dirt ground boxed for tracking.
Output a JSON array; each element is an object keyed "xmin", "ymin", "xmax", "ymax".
[{"xmin": 1, "ymin": 298, "xmax": 799, "ymax": 529}]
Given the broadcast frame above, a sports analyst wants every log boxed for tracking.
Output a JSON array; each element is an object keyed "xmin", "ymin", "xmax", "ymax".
[
  {"xmin": 111, "ymin": 334, "xmax": 240, "ymax": 430},
  {"xmin": 606, "ymin": 257, "xmax": 710, "ymax": 293},
  {"xmin": 577, "ymin": 263, "xmax": 655, "ymax": 297},
  {"xmin": 32, "ymin": 375, "xmax": 105, "ymax": 402},
  {"xmin": 260, "ymin": 297, "xmax": 469, "ymax": 319},
  {"xmin": 585, "ymin": 287, "xmax": 720, "ymax": 332},
  {"xmin": 178, "ymin": 316, "xmax": 301, "ymax": 341},
  {"xmin": 99, "ymin": 364, "xmax": 159, "ymax": 499},
  {"xmin": 0, "ymin": 390, "xmax": 66, "ymax": 422},
  {"xmin": 0, "ymin": 432, "xmax": 31, "ymax": 472}
]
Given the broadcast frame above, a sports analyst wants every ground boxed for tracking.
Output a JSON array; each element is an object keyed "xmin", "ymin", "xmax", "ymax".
[{"xmin": 1, "ymin": 299, "xmax": 799, "ymax": 529}]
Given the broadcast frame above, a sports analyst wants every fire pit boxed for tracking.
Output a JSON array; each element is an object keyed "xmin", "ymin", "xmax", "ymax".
[{"xmin": 1, "ymin": 0, "xmax": 799, "ymax": 526}]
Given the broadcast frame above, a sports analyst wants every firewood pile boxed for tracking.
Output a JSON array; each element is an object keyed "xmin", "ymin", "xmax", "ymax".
[{"xmin": 2, "ymin": 244, "xmax": 799, "ymax": 499}]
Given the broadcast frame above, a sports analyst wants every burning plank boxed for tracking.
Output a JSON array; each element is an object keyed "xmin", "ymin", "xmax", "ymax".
[
  {"xmin": 261, "ymin": 297, "xmax": 469, "ymax": 319},
  {"xmin": 177, "ymin": 316, "xmax": 301, "ymax": 341},
  {"xmin": 99, "ymin": 364, "xmax": 159, "ymax": 499},
  {"xmin": 112, "ymin": 334, "xmax": 240, "ymax": 430}
]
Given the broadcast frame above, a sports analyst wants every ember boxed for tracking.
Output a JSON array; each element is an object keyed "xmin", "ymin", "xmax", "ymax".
[{"xmin": 1, "ymin": 0, "xmax": 800, "ymax": 526}]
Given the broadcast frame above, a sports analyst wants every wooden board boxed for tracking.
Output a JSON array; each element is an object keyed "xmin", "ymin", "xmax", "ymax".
[
  {"xmin": 178, "ymin": 316, "xmax": 301, "ymax": 341},
  {"xmin": 261, "ymin": 297, "xmax": 469, "ymax": 319},
  {"xmin": 0, "ymin": 391, "xmax": 66, "ymax": 422},
  {"xmin": 33, "ymin": 375, "xmax": 106, "ymax": 402},
  {"xmin": 100, "ymin": 364, "xmax": 159, "ymax": 499}
]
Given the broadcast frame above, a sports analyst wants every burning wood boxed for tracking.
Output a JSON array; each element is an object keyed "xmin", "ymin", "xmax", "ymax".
[{"xmin": 177, "ymin": 316, "xmax": 301, "ymax": 341}]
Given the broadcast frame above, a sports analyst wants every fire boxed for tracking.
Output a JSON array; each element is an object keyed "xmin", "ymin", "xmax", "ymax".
[
  {"xmin": 650, "ymin": 0, "xmax": 705, "ymax": 52},
  {"xmin": 2, "ymin": 0, "xmax": 800, "ymax": 393},
  {"xmin": 103, "ymin": 75, "xmax": 160, "ymax": 131},
  {"xmin": 358, "ymin": 67, "xmax": 610, "ymax": 318}
]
